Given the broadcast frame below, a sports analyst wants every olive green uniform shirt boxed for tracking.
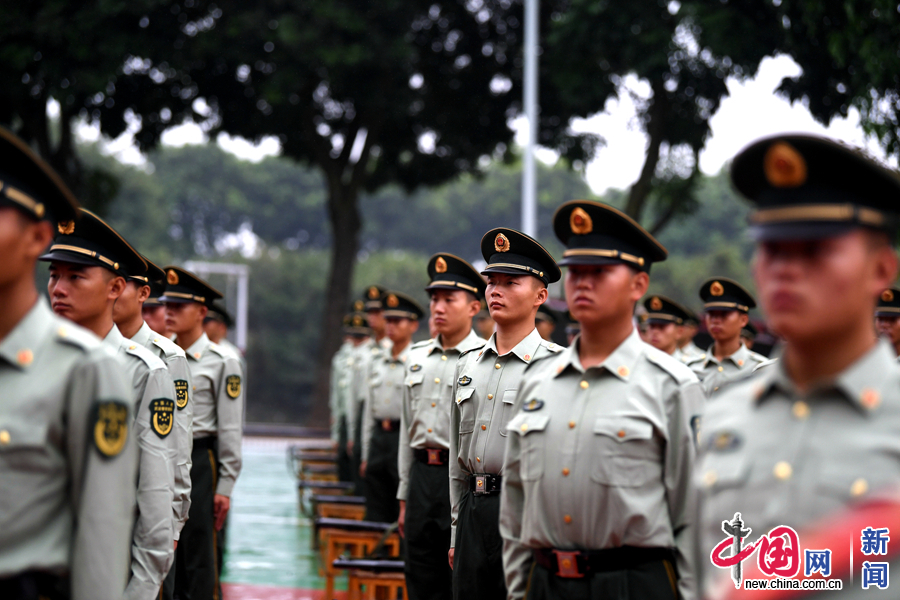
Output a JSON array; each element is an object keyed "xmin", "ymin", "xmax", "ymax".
[
  {"xmin": 182, "ymin": 333, "xmax": 244, "ymax": 497},
  {"xmin": 694, "ymin": 339, "xmax": 900, "ymax": 596},
  {"xmin": 449, "ymin": 329, "xmax": 561, "ymax": 547},
  {"xmin": 330, "ymin": 341, "xmax": 354, "ymax": 442},
  {"xmin": 361, "ymin": 341, "xmax": 409, "ymax": 463},
  {"xmin": 104, "ymin": 325, "xmax": 177, "ymax": 600},
  {"xmin": 348, "ymin": 337, "xmax": 391, "ymax": 448},
  {"xmin": 132, "ymin": 321, "xmax": 193, "ymax": 542},
  {"xmin": 0, "ymin": 298, "xmax": 137, "ymax": 600},
  {"xmin": 397, "ymin": 329, "xmax": 485, "ymax": 501},
  {"xmin": 687, "ymin": 343, "xmax": 767, "ymax": 395},
  {"xmin": 499, "ymin": 330, "xmax": 704, "ymax": 600},
  {"xmin": 674, "ymin": 341, "xmax": 704, "ymax": 363}
]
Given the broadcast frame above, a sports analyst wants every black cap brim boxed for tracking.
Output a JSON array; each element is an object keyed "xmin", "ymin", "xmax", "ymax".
[
  {"xmin": 40, "ymin": 249, "xmax": 115, "ymax": 270},
  {"xmin": 748, "ymin": 221, "xmax": 858, "ymax": 242}
]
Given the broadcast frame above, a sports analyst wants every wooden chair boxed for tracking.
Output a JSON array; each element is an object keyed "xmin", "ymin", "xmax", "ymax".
[
  {"xmin": 297, "ymin": 480, "xmax": 355, "ymax": 516},
  {"xmin": 316, "ymin": 518, "xmax": 401, "ymax": 600},
  {"xmin": 333, "ymin": 558, "xmax": 407, "ymax": 600},
  {"xmin": 313, "ymin": 495, "xmax": 367, "ymax": 521}
]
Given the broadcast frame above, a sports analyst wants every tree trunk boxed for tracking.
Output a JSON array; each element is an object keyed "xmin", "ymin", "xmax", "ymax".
[
  {"xmin": 624, "ymin": 79, "xmax": 668, "ymax": 222},
  {"xmin": 309, "ymin": 175, "xmax": 361, "ymax": 426}
]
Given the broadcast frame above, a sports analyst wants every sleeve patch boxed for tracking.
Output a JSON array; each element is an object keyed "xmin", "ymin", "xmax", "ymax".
[
  {"xmin": 150, "ymin": 399, "xmax": 175, "ymax": 438},
  {"xmin": 93, "ymin": 401, "xmax": 129, "ymax": 458},
  {"xmin": 174, "ymin": 380, "xmax": 189, "ymax": 409},
  {"xmin": 226, "ymin": 375, "xmax": 242, "ymax": 399}
]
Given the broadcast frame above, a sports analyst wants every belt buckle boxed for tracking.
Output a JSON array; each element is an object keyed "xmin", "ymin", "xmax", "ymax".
[
  {"xmin": 553, "ymin": 550, "xmax": 584, "ymax": 578},
  {"xmin": 381, "ymin": 419, "xmax": 391, "ymax": 431},
  {"xmin": 474, "ymin": 475, "xmax": 487, "ymax": 495},
  {"xmin": 427, "ymin": 448, "xmax": 442, "ymax": 465}
]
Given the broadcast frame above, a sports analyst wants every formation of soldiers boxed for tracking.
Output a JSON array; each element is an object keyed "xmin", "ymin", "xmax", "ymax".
[
  {"xmin": 0, "ymin": 127, "xmax": 244, "ymax": 600},
  {"xmin": 330, "ymin": 132, "xmax": 900, "ymax": 600}
]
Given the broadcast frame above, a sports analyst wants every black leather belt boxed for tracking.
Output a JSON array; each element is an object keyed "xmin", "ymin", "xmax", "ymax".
[
  {"xmin": 378, "ymin": 419, "xmax": 401, "ymax": 432},
  {"xmin": 414, "ymin": 447, "xmax": 449, "ymax": 466},
  {"xmin": 533, "ymin": 546, "xmax": 674, "ymax": 579},
  {"xmin": 468, "ymin": 473, "xmax": 502, "ymax": 495}
]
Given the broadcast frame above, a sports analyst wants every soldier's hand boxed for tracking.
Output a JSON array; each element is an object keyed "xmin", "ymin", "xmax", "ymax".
[
  {"xmin": 448, "ymin": 548, "xmax": 455, "ymax": 570},
  {"xmin": 398, "ymin": 500, "xmax": 406, "ymax": 538},
  {"xmin": 174, "ymin": 541, "xmax": 178, "ymax": 550},
  {"xmin": 214, "ymin": 494, "xmax": 230, "ymax": 531},
  {"xmin": 360, "ymin": 461, "xmax": 367, "ymax": 477}
]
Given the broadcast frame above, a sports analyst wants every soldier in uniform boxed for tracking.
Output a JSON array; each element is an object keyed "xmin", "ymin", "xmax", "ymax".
[
  {"xmin": 874, "ymin": 287, "xmax": 900, "ymax": 357},
  {"xmin": 205, "ymin": 302, "xmax": 244, "ymax": 368},
  {"xmin": 448, "ymin": 228, "xmax": 562, "ymax": 600},
  {"xmin": 535, "ymin": 304, "xmax": 558, "ymax": 342},
  {"xmin": 693, "ymin": 134, "xmax": 900, "ymax": 595},
  {"xmin": 686, "ymin": 278, "xmax": 767, "ymax": 395},
  {"xmin": 740, "ymin": 321, "xmax": 758, "ymax": 351},
  {"xmin": 161, "ymin": 267, "xmax": 244, "ymax": 600},
  {"xmin": 361, "ymin": 292, "xmax": 423, "ymax": 522},
  {"xmin": 113, "ymin": 258, "xmax": 194, "ymax": 588},
  {"xmin": 500, "ymin": 200, "xmax": 704, "ymax": 600},
  {"xmin": 142, "ymin": 283, "xmax": 169, "ymax": 336},
  {"xmin": 674, "ymin": 309, "xmax": 703, "ymax": 362},
  {"xmin": 42, "ymin": 209, "xmax": 178, "ymax": 600},
  {"xmin": 331, "ymin": 312, "xmax": 370, "ymax": 482},
  {"xmin": 474, "ymin": 304, "xmax": 497, "ymax": 340},
  {"xmin": 643, "ymin": 295, "xmax": 693, "ymax": 356},
  {"xmin": 398, "ymin": 254, "xmax": 485, "ymax": 600},
  {"xmin": 0, "ymin": 128, "xmax": 137, "ymax": 600},
  {"xmin": 347, "ymin": 286, "xmax": 391, "ymax": 494}
]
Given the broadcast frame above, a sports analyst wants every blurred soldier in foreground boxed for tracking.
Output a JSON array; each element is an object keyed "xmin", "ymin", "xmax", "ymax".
[
  {"xmin": 875, "ymin": 287, "xmax": 900, "ymax": 357},
  {"xmin": 449, "ymin": 229, "xmax": 562, "ymax": 600},
  {"xmin": 695, "ymin": 134, "xmax": 900, "ymax": 597},
  {"xmin": 500, "ymin": 201, "xmax": 703, "ymax": 600},
  {"xmin": 686, "ymin": 278, "xmax": 766, "ymax": 395},
  {"xmin": 361, "ymin": 292, "xmax": 423, "ymax": 522},
  {"xmin": 535, "ymin": 304, "xmax": 558, "ymax": 341},
  {"xmin": 643, "ymin": 295, "xmax": 693, "ymax": 355},
  {"xmin": 43, "ymin": 210, "xmax": 177, "ymax": 600},
  {"xmin": 162, "ymin": 268, "xmax": 244, "ymax": 600},
  {"xmin": 398, "ymin": 254, "xmax": 485, "ymax": 600},
  {"xmin": 0, "ymin": 128, "xmax": 137, "ymax": 600}
]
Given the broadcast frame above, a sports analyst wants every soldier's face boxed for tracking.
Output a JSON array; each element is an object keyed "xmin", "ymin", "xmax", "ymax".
[
  {"xmin": 367, "ymin": 309, "xmax": 385, "ymax": 335},
  {"xmin": 385, "ymin": 316, "xmax": 419, "ymax": 344},
  {"xmin": 647, "ymin": 321, "xmax": 678, "ymax": 354},
  {"xmin": 165, "ymin": 301, "xmax": 206, "ymax": 335},
  {"xmin": 754, "ymin": 230, "xmax": 898, "ymax": 343},
  {"xmin": 485, "ymin": 273, "xmax": 546, "ymax": 326},
  {"xmin": 705, "ymin": 310, "xmax": 746, "ymax": 343},
  {"xmin": 48, "ymin": 262, "xmax": 122, "ymax": 325},
  {"xmin": 535, "ymin": 319, "xmax": 555, "ymax": 341},
  {"xmin": 112, "ymin": 281, "xmax": 149, "ymax": 325},
  {"xmin": 875, "ymin": 315, "xmax": 900, "ymax": 348},
  {"xmin": 203, "ymin": 319, "xmax": 227, "ymax": 343},
  {"xmin": 565, "ymin": 264, "xmax": 648, "ymax": 328},
  {"xmin": 143, "ymin": 304, "xmax": 168, "ymax": 335},
  {"xmin": 0, "ymin": 208, "xmax": 53, "ymax": 288},
  {"xmin": 429, "ymin": 289, "xmax": 480, "ymax": 338}
]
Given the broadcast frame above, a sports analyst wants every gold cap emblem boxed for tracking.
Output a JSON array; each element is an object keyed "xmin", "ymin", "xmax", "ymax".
[
  {"xmin": 167, "ymin": 269, "xmax": 179, "ymax": 285},
  {"xmin": 354, "ymin": 300, "xmax": 365, "ymax": 311},
  {"xmin": 883, "ymin": 289, "xmax": 895, "ymax": 302},
  {"xmin": 494, "ymin": 233, "xmax": 510, "ymax": 253},
  {"xmin": 368, "ymin": 286, "xmax": 380, "ymax": 299},
  {"xmin": 435, "ymin": 256, "xmax": 448, "ymax": 273},
  {"xmin": 570, "ymin": 207, "xmax": 593, "ymax": 235},
  {"xmin": 58, "ymin": 220, "xmax": 75, "ymax": 235},
  {"xmin": 650, "ymin": 296, "xmax": 663, "ymax": 311},
  {"xmin": 386, "ymin": 294, "xmax": 399, "ymax": 308},
  {"xmin": 764, "ymin": 142, "xmax": 807, "ymax": 188},
  {"xmin": 710, "ymin": 281, "xmax": 724, "ymax": 297},
  {"xmin": 353, "ymin": 315, "xmax": 363, "ymax": 326}
]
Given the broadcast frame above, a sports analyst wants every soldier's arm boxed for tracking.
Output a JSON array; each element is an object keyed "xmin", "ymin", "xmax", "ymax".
[
  {"xmin": 499, "ymin": 414, "xmax": 532, "ymax": 600},
  {"xmin": 67, "ymin": 348, "xmax": 138, "ymax": 600},
  {"xmin": 665, "ymin": 380, "xmax": 705, "ymax": 600},
  {"xmin": 126, "ymin": 367, "xmax": 177, "ymax": 600},
  {"xmin": 215, "ymin": 355, "xmax": 244, "ymax": 497},
  {"xmin": 396, "ymin": 364, "xmax": 415, "ymax": 502},
  {"xmin": 170, "ymin": 355, "xmax": 193, "ymax": 541},
  {"xmin": 448, "ymin": 358, "xmax": 466, "ymax": 548},
  {"xmin": 346, "ymin": 355, "xmax": 363, "ymax": 444},
  {"xmin": 329, "ymin": 354, "xmax": 342, "ymax": 442},
  {"xmin": 361, "ymin": 362, "xmax": 375, "ymax": 463}
]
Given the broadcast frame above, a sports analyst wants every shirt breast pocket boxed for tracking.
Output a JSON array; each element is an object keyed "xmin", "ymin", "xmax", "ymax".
[
  {"xmin": 510, "ymin": 412, "xmax": 549, "ymax": 481},
  {"xmin": 456, "ymin": 387, "xmax": 476, "ymax": 433},
  {"xmin": 0, "ymin": 420, "xmax": 52, "ymax": 472},
  {"xmin": 590, "ymin": 416, "xmax": 661, "ymax": 487},
  {"xmin": 498, "ymin": 389, "xmax": 517, "ymax": 437},
  {"xmin": 405, "ymin": 372, "xmax": 425, "ymax": 405}
]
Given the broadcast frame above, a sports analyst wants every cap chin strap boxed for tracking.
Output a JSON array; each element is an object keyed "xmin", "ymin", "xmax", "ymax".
[{"xmin": 562, "ymin": 248, "xmax": 645, "ymax": 267}]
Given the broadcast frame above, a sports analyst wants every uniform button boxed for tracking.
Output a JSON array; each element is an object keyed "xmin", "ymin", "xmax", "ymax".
[
  {"xmin": 194, "ymin": 352, "xmax": 201, "ymax": 359},
  {"xmin": 495, "ymin": 363, "xmax": 502, "ymax": 369},
  {"xmin": 16, "ymin": 349, "xmax": 33, "ymax": 366},
  {"xmin": 128, "ymin": 345, "xmax": 136, "ymax": 350},
  {"xmin": 193, "ymin": 386, "xmax": 196, "ymax": 391},
  {"xmin": 792, "ymin": 401, "xmax": 810, "ymax": 419},
  {"xmin": 703, "ymin": 470, "xmax": 718, "ymax": 487},
  {"xmin": 717, "ymin": 366, "xmax": 724, "ymax": 372},
  {"xmin": 773, "ymin": 461, "xmax": 792, "ymax": 480},
  {"xmin": 524, "ymin": 354, "xmax": 531, "ymax": 361},
  {"xmin": 617, "ymin": 429, "xmax": 626, "ymax": 438},
  {"xmin": 434, "ymin": 378, "xmax": 440, "ymax": 384},
  {"xmin": 851, "ymin": 478, "xmax": 869, "ymax": 497},
  {"xmin": 487, "ymin": 394, "xmax": 494, "ymax": 400},
  {"xmin": 564, "ymin": 515, "xmax": 572, "ymax": 524},
  {"xmin": 580, "ymin": 381, "xmax": 588, "ymax": 389},
  {"xmin": 481, "ymin": 425, "xmax": 487, "ymax": 431},
  {"xmin": 713, "ymin": 387, "xmax": 719, "ymax": 392},
  {"xmin": 0, "ymin": 430, "xmax": 9, "ymax": 445},
  {"xmin": 861, "ymin": 389, "xmax": 881, "ymax": 410},
  {"xmin": 737, "ymin": 359, "xmax": 744, "ymax": 367},
  {"xmin": 153, "ymin": 338, "xmax": 159, "ymax": 342},
  {"xmin": 431, "ymin": 403, "xmax": 436, "ymax": 407},
  {"xmin": 556, "ymin": 366, "xmax": 563, "ymax": 374},
  {"xmin": 520, "ymin": 423, "xmax": 528, "ymax": 432},
  {"xmin": 568, "ymin": 421, "xmax": 576, "ymax": 429},
  {"xmin": 427, "ymin": 428, "xmax": 432, "ymax": 433},
  {"xmin": 617, "ymin": 366, "xmax": 629, "ymax": 377},
  {"xmin": 562, "ymin": 468, "xmax": 570, "ymax": 476},
  {"xmin": 476, "ymin": 457, "xmax": 481, "ymax": 462},
  {"xmin": 391, "ymin": 363, "xmax": 396, "ymax": 369},
  {"xmin": 441, "ymin": 355, "xmax": 447, "ymax": 361}
]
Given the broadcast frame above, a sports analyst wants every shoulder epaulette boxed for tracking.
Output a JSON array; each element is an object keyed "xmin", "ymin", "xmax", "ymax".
[
  {"xmin": 752, "ymin": 358, "xmax": 778, "ymax": 373},
  {"xmin": 540, "ymin": 339, "xmax": 564, "ymax": 353},
  {"xmin": 54, "ymin": 322, "xmax": 101, "ymax": 352},
  {"xmin": 749, "ymin": 350, "xmax": 769, "ymax": 364},
  {"xmin": 411, "ymin": 339, "xmax": 432, "ymax": 350},
  {"xmin": 125, "ymin": 342, "xmax": 167, "ymax": 370},
  {"xmin": 150, "ymin": 334, "xmax": 186, "ymax": 360},
  {"xmin": 685, "ymin": 353, "xmax": 707, "ymax": 365},
  {"xmin": 646, "ymin": 349, "xmax": 699, "ymax": 385},
  {"xmin": 209, "ymin": 343, "xmax": 239, "ymax": 361},
  {"xmin": 458, "ymin": 342, "xmax": 486, "ymax": 359}
]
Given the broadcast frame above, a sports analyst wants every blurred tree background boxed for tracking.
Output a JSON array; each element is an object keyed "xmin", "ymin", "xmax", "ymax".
[{"xmin": 4, "ymin": 0, "xmax": 900, "ymax": 423}]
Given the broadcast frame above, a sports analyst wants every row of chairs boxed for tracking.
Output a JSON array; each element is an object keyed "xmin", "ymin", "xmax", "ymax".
[{"xmin": 290, "ymin": 443, "xmax": 407, "ymax": 600}]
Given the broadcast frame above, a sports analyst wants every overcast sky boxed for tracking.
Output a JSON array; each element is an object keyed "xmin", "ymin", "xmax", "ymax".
[{"xmin": 80, "ymin": 54, "xmax": 892, "ymax": 196}]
